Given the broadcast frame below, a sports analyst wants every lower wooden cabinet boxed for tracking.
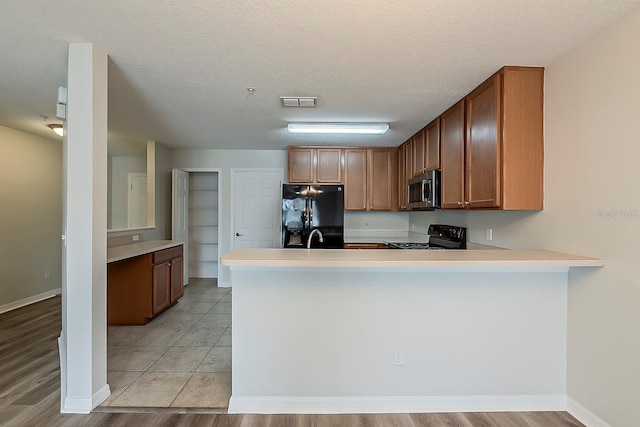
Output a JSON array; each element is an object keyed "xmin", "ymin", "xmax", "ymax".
[
  {"xmin": 108, "ymin": 244, "xmax": 183, "ymax": 325},
  {"xmin": 344, "ymin": 242, "xmax": 388, "ymax": 249}
]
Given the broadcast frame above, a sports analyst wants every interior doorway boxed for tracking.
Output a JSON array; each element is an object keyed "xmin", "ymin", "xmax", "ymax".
[
  {"xmin": 173, "ymin": 169, "xmax": 222, "ymax": 283},
  {"xmin": 230, "ymin": 168, "xmax": 284, "ymax": 251}
]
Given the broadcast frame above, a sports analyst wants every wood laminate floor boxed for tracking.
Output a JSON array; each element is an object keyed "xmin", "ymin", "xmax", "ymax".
[{"xmin": 0, "ymin": 292, "xmax": 586, "ymax": 426}]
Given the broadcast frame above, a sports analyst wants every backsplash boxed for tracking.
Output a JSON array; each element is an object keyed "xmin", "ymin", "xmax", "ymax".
[{"xmin": 107, "ymin": 233, "xmax": 143, "ymax": 248}]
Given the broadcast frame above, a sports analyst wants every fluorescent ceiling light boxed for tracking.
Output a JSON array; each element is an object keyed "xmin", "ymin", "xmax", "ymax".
[{"xmin": 287, "ymin": 123, "xmax": 389, "ymax": 135}]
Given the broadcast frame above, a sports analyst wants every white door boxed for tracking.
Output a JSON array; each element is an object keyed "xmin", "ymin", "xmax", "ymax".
[
  {"xmin": 127, "ymin": 173, "xmax": 147, "ymax": 228},
  {"xmin": 231, "ymin": 169, "xmax": 283, "ymax": 250},
  {"xmin": 172, "ymin": 169, "xmax": 189, "ymax": 285}
]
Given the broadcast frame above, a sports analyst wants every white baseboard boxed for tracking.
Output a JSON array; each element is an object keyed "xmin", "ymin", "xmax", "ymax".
[
  {"xmin": 61, "ymin": 396, "xmax": 92, "ymax": 414},
  {"xmin": 0, "ymin": 288, "xmax": 61, "ymax": 314},
  {"xmin": 567, "ymin": 397, "xmax": 612, "ymax": 427},
  {"xmin": 228, "ymin": 394, "xmax": 567, "ymax": 414},
  {"xmin": 218, "ymin": 281, "xmax": 232, "ymax": 288},
  {"xmin": 93, "ymin": 384, "xmax": 111, "ymax": 408}
]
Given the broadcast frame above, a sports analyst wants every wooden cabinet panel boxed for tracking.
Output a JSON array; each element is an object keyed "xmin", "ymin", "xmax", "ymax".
[
  {"xmin": 108, "ymin": 245, "xmax": 184, "ymax": 325},
  {"xmin": 316, "ymin": 148, "xmax": 342, "ymax": 183},
  {"xmin": 343, "ymin": 149, "xmax": 367, "ymax": 210},
  {"xmin": 368, "ymin": 148, "xmax": 396, "ymax": 211},
  {"xmin": 107, "ymin": 254, "xmax": 153, "ymax": 325},
  {"xmin": 288, "ymin": 147, "xmax": 342, "ymax": 184},
  {"xmin": 440, "ymin": 100, "xmax": 466, "ymax": 209},
  {"xmin": 397, "ymin": 144, "xmax": 407, "ymax": 210},
  {"xmin": 152, "ymin": 262, "xmax": 171, "ymax": 315},
  {"xmin": 412, "ymin": 128, "xmax": 426, "ymax": 176},
  {"xmin": 170, "ymin": 257, "xmax": 184, "ymax": 302},
  {"xmin": 466, "ymin": 74, "xmax": 501, "ymax": 208},
  {"xmin": 288, "ymin": 147, "xmax": 315, "ymax": 183},
  {"xmin": 344, "ymin": 242, "xmax": 388, "ymax": 249},
  {"xmin": 500, "ymin": 67, "xmax": 544, "ymax": 210},
  {"xmin": 425, "ymin": 118, "xmax": 440, "ymax": 171}
]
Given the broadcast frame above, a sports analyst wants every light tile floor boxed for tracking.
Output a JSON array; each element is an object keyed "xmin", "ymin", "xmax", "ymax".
[{"xmin": 102, "ymin": 279, "xmax": 232, "ymax": 408}]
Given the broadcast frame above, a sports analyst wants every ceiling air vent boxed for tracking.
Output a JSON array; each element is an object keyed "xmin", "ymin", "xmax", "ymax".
[{"xmin": 280, "ymin": 96, "xmax": 317, "ymax": 108}]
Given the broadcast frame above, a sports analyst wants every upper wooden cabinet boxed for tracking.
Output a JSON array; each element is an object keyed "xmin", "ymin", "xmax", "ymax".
[
  {"xmin": 397, "ymin": 143, "xmax": 408, "ymax": 211},
  {"xmin": 343, "ymin": 148, "xmax": 396, "ymax": 211},
  {"xmin": 439, "ymin": 66, "xmax": 544, "ymax": 210},
  {"xmin": 368, "ymin": 148, "xmax": 397, "ymax": 211},
  {"xmin": 288, "ymin": 147, "xmax": 342, "ymax": 184},
  {"xmin": 343, "ymin": 148, "xmax": 367, "ymax": 210},
  {"xmin": 425, "ymin": 117, "xmax": 440, "ymax": 172},
  {"xmin": 412, "ymin": 128, "xmax": 426, "ymax": 176},
  {"xmin": 440, "ymin": 100, "xmax": 466, "ymax": 210}
]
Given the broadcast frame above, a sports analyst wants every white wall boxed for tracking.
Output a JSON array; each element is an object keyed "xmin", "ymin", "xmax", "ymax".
[
  {"xmin": 108, "ymin": 155, "xmax": 146, "ymax": 229},
  {"xmin": 106, "ymin": 141, "xmax": 172, "ymax": 242},
  {"xmin": 411, "ymin": 9, "xmax": 640, "ymax": 426},
  {"xmin": 171, "ymin": 149, "xmax": 288, "ymax": 285},
  {"xmin": 344, "ymin": 211, "xmax": 409, "ymax": 236},
  {"xmin": 0, "ymin": 125, "xmax": 62, "ymax": 310}
]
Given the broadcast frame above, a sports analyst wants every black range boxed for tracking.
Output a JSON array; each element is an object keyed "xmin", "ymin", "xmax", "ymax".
[{"xmin": 385, "ymin": 224, "xmax": 466, "ymax": 250}]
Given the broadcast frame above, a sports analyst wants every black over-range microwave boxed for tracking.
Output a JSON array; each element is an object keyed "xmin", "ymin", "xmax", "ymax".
[{"xmin": 408, "ymin": 170, "xmax": 441, "ymax": 210}]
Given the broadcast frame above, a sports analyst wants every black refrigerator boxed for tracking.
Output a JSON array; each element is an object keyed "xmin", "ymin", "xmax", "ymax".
[{"xmin": 282, "ymin": 184, "xmax": 344, "ymax": 249}]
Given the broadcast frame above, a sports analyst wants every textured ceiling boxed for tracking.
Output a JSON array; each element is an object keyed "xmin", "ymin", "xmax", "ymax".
[{"xmin": 1, "ymin": 0, "xmax": 639, "ymax": 150}]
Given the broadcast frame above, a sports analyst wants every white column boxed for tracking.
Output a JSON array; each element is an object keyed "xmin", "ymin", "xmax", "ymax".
[{"xmin": 60, "ymin": 43, "xmax": 109, "ymax": 413}]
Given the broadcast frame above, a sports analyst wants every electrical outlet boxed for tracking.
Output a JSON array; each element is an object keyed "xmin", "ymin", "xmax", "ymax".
[
  {"xmin": 485, "ymin": 228, "xmax": 493, "ymax": 241},
  {"xmin": 393, "ymin": 348, "xmax": 405, "ymax": 366},
  {"xmin": 132, "ymin": 235, "xmax": 140, "ymax": 241},
  {"xmin": 364, "ymin": 221, "xmax": 369, "ymax": 229},
  {"xmin": 44, "ymin": 270, "xmax": 51, "ymax": 279}
]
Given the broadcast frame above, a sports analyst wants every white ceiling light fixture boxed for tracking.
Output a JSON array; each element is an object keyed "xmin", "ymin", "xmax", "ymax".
[
  {"xmin": 280, "ymin": 96, "xmax": 317, "ymax": 108},
  {"xmin": 287, "ymin": 123, "xmax": 389, "ymax": 135}
]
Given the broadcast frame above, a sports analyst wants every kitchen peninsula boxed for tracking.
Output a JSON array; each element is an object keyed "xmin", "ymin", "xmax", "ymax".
[{"xmin": 222, "ymin": 248, "xmax": 602, "ymax": 414}]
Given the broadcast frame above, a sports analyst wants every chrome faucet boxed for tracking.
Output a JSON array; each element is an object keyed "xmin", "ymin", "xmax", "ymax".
[{"xmin": 306, "ymin": 229, "xmax": 324, "ymax": 249}]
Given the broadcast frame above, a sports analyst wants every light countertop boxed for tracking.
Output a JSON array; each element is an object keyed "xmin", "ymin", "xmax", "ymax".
[
  {"xmin": 221, "ymin": 248, "xmax": 603, "ymax": 269},
  {"xmin": 107, "ymin": 240, "xmax": 183, "ymax": 263}
]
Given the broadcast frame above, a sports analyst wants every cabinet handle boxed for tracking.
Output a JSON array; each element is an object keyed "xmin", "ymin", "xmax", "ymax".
[
  {"xmin": 457, "ymin": 201, "xmax": 462, "ymax": 206},
  {"xmin": 464, "ymin": 201, "xmax": 470, "ymax": 206},
  {"xmin": 235, "ymin": 232, "xmax": 243, "ymax": 237}
]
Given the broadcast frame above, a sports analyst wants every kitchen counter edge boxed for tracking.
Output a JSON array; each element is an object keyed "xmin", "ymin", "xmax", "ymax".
[
  {"xmin": 107, "ymin": 240, "xmax": 183, "ymax": 263},
  {"xmin": 221, "ymin": 248, "xmax": 603, "ymax": 269}
]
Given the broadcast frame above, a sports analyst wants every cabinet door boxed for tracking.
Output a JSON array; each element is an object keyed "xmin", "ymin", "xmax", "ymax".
[
  {"xmin": 368, "ymin": 148, "xmax": 395, "ymax": 211},
  {"xmin": 466, "ymin": 74, "xmax": 501, "ymax": 208},
  {"xmin": 397, "ymin": 144, "xmax": 407, "ymax": 210},
  {"xmin": 152, "ymin": 262, "xmax": 171, "ymax": 315},
  {"xmin": 316, "ymin": 148, "xmax": 342, "ymax": 183},
  {"xmin": 440, "ymin": 100, "xmax": 466, "ymax": 209},
  {"xmin": 343, "ymin": 149, "xmax": 367, "ymax": 211},
  {"xmin": 288, "ymin": 147, "xmax": 315, "ymax": 183},
  {"xmin": 170, "ymin": 257, "xmax": 184, "ymax": 303},
  {"xmin": 425, "ymin": 118, "xmax": 440, "ymax": 171},
  {"xmin": 412, "ymin": 128, "xmax": 426, "ymax": 176}
]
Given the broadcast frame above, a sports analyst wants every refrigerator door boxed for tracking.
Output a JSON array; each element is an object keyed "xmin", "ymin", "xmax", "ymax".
[
  {"xmin": 308, "ymin": 185, "xmax": 344, "ymax": 248},
  {"xmin": 282, "ymin": 185, "xmax": 310, "ymax": 247}
]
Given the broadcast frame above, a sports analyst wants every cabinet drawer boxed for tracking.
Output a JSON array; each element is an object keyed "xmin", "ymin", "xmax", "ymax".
[{"xmin": 153, "ymin": 245, "xmax": 183, "ymax": 264}]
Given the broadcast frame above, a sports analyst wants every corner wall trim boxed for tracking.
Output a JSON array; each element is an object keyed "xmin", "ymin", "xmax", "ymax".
[
  {"xmin": 567, "ymin": 397, "xmax": 612, "ymax": 427},
  {"xmin": 228, "ymin": 394, "xmax": 567, "ymax": 414},
  {"xmin": 0, "ymin": 288, "xmax": 61, "ymax": 315},
  {"xmin": 92, "ymin": 384, "xmax": 111, "ymax": 408}
]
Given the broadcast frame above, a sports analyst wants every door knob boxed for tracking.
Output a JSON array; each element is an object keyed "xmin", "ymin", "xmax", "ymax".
[{"xmin": 235, "ymin": 232, "xmax": 243, "ymax": 237}]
